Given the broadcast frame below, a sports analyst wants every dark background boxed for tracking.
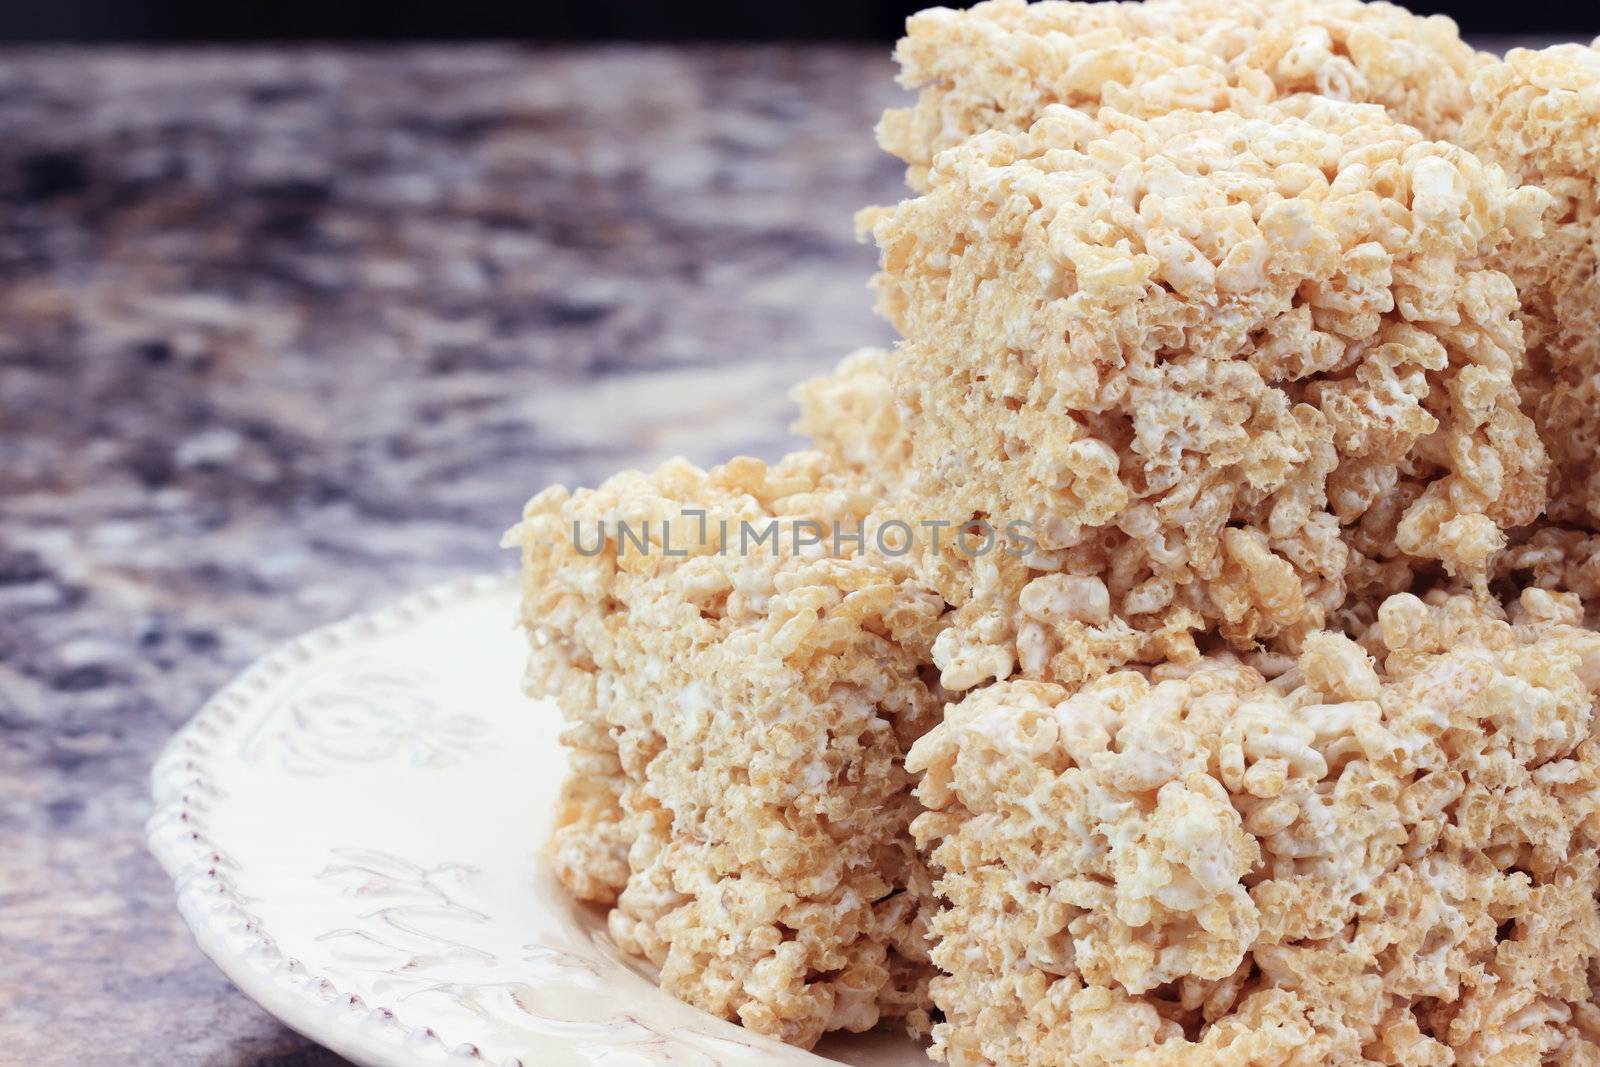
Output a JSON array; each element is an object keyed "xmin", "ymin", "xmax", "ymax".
[{"xmin": 3, "ymin": 0, "xmax": 1596, "ymax": 43}]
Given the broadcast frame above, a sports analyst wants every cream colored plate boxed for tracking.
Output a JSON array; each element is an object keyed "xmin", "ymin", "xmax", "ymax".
[{"xmin": 148, "ymin": 576, "xmax": 928, "ymax": 1067}]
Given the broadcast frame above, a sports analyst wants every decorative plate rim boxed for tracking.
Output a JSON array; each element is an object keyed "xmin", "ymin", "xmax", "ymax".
[{"xmin": 146, "ymin": 574, "xmax": 527, "ymax": 1067}]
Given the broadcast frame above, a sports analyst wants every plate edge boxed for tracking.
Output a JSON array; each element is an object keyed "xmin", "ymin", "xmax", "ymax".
[{"xmin": 144, "ymin": 572, "xmax": 525, "ymax": 1067}]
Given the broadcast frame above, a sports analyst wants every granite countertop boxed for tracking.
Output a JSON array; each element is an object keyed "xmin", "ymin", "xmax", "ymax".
[{"xmin": 0, "ymin": 44, "xmax": 904, "ymax": 1065}]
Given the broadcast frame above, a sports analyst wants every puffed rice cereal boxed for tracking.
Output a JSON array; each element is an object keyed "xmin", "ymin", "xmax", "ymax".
[
  {"xmin": 908, "ymin": 588, "xmax": 1600, "ymax": 1066},
  {"xmin": 865, "ymin": 97, "xmax": 1550, "ymax": 693},
  {"xmin": 880, "ymin": 0, "xmax": 1488, "ymax": 189},
  {"xmin": 1460, "ymin": 43, "xmax": 1600, "ymax": 530},
  {"xmin": 507, "ymin": 452, "xmax": 948, "ymax": 1047},
  {"xmin": 791, "ymin": 347, "xmax": 913, "ymax": 492},
  {"xmin": 512, "ymin": 5, "xmax": 1600, "ymax": 1060}
]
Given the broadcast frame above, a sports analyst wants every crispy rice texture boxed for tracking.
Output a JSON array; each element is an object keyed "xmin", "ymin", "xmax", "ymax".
[
  {"xmin": 512, "ymin": 9, "xmax": 1600, "ymax": 1060},
  {"xmin": 865, "ymin": 98, "xmax": 1550, "ymax": 694},
  {"xmin": 879, "ymin": 0, "xmax": 1487, "ymax": 190},
  {"xmin": 791, "ymin": 347, "xmax": 913, "ymax": 492},
  {"xmin": 1497, "ymin": 526, "xmax": 1600, "ymax": 625},
  {"xmin": 1460, "ymin": 44, "xmax": 1600, "ymax": 531},
  {"xmin": 908, "ymin": 589, "xmax": 1600, "ymax": 1067},
  {"xmin": 508, "ymin": 452, "xmax": 948, "ymax": 1048}
]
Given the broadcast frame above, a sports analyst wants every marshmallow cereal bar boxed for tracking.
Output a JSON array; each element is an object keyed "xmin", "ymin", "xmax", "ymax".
[
  {"xmin": 1461, "ymin": 44, "xmax": 1600, "ymax": 530},
  {"xmin": 509, "ymin": 452, "xmax": 947, "ymax": 1046},
  {"xmin": 879, "ymin": 0, "xmax": 1487, "ymax": 189},
  {"xmin": 909, "ymin": 588, "xmax": 1600, "ymax": 1066},
  {"xmin": 864, "ymin": 97, "xmax": 1550, "ymax": 694}
]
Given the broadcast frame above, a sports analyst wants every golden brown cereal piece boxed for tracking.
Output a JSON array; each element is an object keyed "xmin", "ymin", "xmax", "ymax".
[
  {"xmin": 1496, "ymin": 525, "xmax": 1600, "ymax": 622},
  {"xmin": 1460, "ymin": 43, "xmax": 1600, "ymax": 530},
  {"xmin": 865, "ymin": 98, "xmax": 1549, "ymax": 693},
  {"xmin": 908, "ymin": 589, "xmax": 1600, "ymax": 1066},
  {"xmin": 880, "ymin": 0, "xmax": 1487, "ymax": 189},
  {"xmin": 507, "ymin": 452, "xmax": 947, "ymax": 1047}
]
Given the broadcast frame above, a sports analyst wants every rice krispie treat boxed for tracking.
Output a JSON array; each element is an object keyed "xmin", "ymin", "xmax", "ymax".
[
  {"xmin": 1460, "ymin": 43, "xmax": 1600, "ymax": 529},
  {"xmin": 908, "ymin": 588, "xmax": 1600, "ymax": 1066},
  {"xmin": 791, "ymin": 347, "xmax": 912, "ymax": 492},
  {"xmin": 864, "ymin": 97, "xmax": 1550, "ymax": 693},
  {"xmin": 508, "ymin": 452, "xmax": 948, "ymax": 1047},
  {"xmin": 1497, "ymin": 526, "xmax": 1600, "ymax": 622},
  {"xmin": 880, "ymin": 0, "xmax": 1487, "ymax": 189}
]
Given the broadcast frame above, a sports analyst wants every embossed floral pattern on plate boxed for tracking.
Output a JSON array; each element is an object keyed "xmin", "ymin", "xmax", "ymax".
[{"xmin": 148, "ymin": 576, "xmax": 927, "ymax": 1067}]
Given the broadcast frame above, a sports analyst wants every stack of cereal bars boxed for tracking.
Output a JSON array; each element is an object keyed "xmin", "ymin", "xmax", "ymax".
[{"xmin": 507, "ymin": 2, "xmax": 1600, "ymax": 1063}]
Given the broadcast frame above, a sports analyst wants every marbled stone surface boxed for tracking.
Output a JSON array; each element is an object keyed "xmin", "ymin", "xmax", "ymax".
[{"xmin": 0, "ymin": 45, "xmax": 904, "ymax": 1065}]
